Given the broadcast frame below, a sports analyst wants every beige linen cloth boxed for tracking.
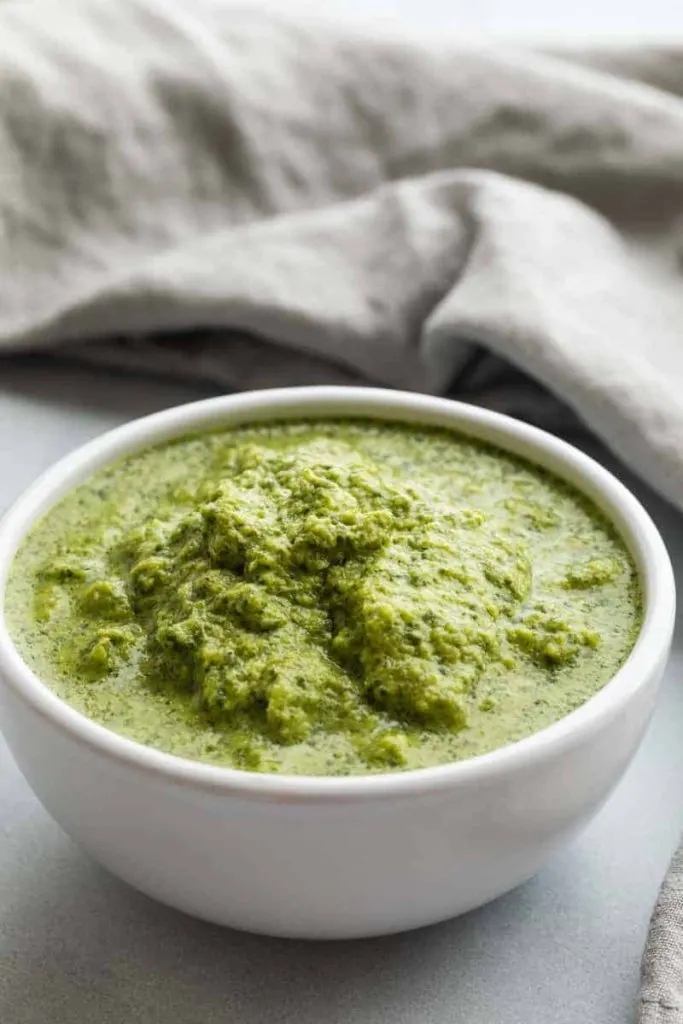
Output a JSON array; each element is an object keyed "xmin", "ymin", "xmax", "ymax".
[{"xmin": 1, "ymin": 0, "xmax": 683, "ymax": 1015}]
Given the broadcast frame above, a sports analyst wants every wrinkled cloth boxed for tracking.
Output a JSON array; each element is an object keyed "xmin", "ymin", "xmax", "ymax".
[
  {"xmin": 1, "ymin": 2, "xmax": 683, "ymax": 1017},
  {"xmin": 640, "ymin": 844, "xmax": 683, "ymax": 1024},
  {"xmin": 3, "ymin": 1, "xmax": 683, "ymax": 507}
]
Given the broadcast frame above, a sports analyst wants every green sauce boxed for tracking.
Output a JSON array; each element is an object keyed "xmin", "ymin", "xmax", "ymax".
[{"xmin": 5, "ymin": 420, "xmax": 642, "ymax": 776}]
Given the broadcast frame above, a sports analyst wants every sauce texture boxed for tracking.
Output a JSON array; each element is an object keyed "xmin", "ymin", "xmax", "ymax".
[{"xmin": 5, "ymin": 420, "xmax": 641, "ymax": 775}]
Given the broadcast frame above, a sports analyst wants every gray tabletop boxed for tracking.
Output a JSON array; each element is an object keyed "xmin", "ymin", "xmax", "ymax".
[{"xmin": 0, "ymin": 358, "xmax": 681, "ymax": 1024}]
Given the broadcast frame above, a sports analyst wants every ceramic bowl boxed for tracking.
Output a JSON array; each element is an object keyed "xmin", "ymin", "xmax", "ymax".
[{"xmin": 0, "ymin": 387, "xmax": 675, "ymax": 939}]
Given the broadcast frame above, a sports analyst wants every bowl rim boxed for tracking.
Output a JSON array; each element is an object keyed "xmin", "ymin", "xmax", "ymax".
[{"xmin": 0, "ymin": 386, "xmax": 675, "ymax": 803}]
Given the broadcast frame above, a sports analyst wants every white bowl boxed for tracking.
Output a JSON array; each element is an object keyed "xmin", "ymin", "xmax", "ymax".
[{"xmin": 0, "ymin": 387, "xmax": 675, "ymax": 939}]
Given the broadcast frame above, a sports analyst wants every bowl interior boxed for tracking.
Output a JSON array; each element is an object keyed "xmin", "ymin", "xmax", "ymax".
[{"xmin": 0, "ymin": 387, "xmax": 674, "ymax": 799}]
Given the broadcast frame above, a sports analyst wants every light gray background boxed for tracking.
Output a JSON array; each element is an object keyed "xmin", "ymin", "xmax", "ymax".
[
  {"xmin": 263, "ymin": 0, "xmax": 683, "ymax": 38},
  {"xmin": 2, "ymin": 5, "xmax": 683, "ymax": 1022}
]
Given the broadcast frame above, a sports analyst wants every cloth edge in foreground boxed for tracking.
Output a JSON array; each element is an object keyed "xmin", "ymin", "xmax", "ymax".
[{"xmin": 639, "ymin": 840, "xmax": 683, "ymax": 1023}]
